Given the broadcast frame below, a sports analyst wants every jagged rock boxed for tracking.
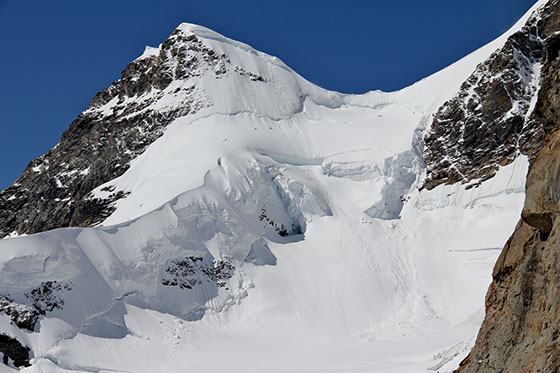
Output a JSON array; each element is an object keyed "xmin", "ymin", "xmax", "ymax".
[
  {"xmin": 25, "ymin": 280, "xmax": 71, "ymax": 315},
  {"xmin": 457, "ymin": 133, "xmax": 560, "ymax": 373},
  {"xmin": 258, "ymin": 208, "xmax": 300, "ymax": 237},
  {"xmin": 0, "ymin": 334, "xmax": 30, "ymax": 368},
  {"xmin": 162, "ymin": 256, "xmax": 235, "ymax": 289},
  {"xmin": 423, "ymin": 0, "xmax": 560, "ymax": 190},
  {"xmin": 0, "ymin": 296, "xmax": 39, "ymax": 332},
  {"xmin": 0, "ymin": 281, "xmax": 71, "ymax": 331},
  {"xmin": 458, "ymin": 5, "xmax": 560, "ymax": 369},
  {"xmin": 0, "ymin": 27, "xmax": 265, "ymax": 238}
]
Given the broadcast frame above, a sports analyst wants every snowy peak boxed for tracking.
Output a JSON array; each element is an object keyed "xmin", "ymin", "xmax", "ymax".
[
  {"xmin": 92, "ymin": 24, "xmax": 262, "ymax": 111},
  {"xmin": 0, "ymin": 22, "xmax": 336, "ymax": 239},
  {"xmin": 0, "ymin": 3, "xmax": 544, "ymax": 239},
  {"xmin": 0, "ymin": 2, "xmax": 554, "ymax": 372},
  {"xmin": 94, "ymin": 22, "xmax": 346, "ymax": 121}
]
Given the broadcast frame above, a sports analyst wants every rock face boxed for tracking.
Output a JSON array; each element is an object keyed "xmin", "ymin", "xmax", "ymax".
[
  {"xmin": 0, "ymin": 334, "xmax": 30, "ymax": 368},
  {"xmin": 0, "ymin": 27, "xmax": 262, "ymax": 238},
  {"xmin": 161, "ymin": 256, "xmax": 235, "ymax": 289},
  {"xmin": 423, "ymin": 0, "xmax": 560, "ymax": 190},
  {"xmin": 0, "ymin": 281, "xmax": 72, "ymax": 332},
  {"xmin": 457, "ymin": 5, "xmax": 560, "ymax": 371}
]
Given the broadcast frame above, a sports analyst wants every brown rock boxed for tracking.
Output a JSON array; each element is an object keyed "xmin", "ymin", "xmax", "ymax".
[{"xmin": 457, "ymin": 3, "xmax": 560, "ymax": 369}]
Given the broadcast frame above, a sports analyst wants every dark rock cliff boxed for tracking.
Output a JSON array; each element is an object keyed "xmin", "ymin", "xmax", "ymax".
[
  {"xmin": 457, "ymin": 2, "xmax": 560, "ymax": 371},
  {"xmin": 0, "ymin": 334, "xmax": 30, "ymax": 368},
  {"xmin": 423, "ymin": 0, "xmax": 560, "ymax": 190},
  {"xmin": 0, "ymin": 27, "xmax": 261, "ymax": 238}
]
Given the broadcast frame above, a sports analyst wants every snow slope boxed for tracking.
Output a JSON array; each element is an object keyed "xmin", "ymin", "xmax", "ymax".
[{"xmin": 0, "ymin": 1, "xmax": 546, "ymax": 371}]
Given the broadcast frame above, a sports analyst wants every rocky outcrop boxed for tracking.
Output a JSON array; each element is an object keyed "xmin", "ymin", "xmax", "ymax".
[
  {"xmin": 0, "ymin": 27, "xmax": 264, "ymax": 238},
  {"xmin": 0, "ymin": 281, "xmax": 72, "ymax": 331},
  {"xmin": 161, "ymin": 256, "xmax": 235, "ymax": 289},
  {"xmin": 457, "ymin": 136, "xmax": 560, "ymax": 373},
  {"xmin": 0, "ymin": 334, "xmax": 30, "ymax": 368},
  {"xmin": 457, "ymin": 9, "xmax": 560, "ymax": 371},
  {"xmin": 423, "ymin": 0, "xmax": 560, "ymax": 190}
]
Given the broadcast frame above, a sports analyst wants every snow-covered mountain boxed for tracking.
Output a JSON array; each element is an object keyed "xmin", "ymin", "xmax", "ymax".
[{"xmin": 0, "ymin": 1, "xmax": 551, "ymax": 371}]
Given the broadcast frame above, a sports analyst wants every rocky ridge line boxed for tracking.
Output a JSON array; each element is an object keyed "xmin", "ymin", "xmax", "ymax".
[
  {"xmin": 423, "ymin": 0, "xmax": 560, "ymax": 190},
  {"xmin": 0, "ymin": 27, "xmax": 264, "ymax": 238}
]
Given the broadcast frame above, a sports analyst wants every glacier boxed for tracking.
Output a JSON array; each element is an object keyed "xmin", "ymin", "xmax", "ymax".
[{"xmin": 0, "ymin": 1, "xmax": 548, "ymax": 372}]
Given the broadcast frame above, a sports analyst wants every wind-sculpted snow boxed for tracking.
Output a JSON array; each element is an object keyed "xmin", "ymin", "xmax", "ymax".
[
  {"xmin": 0, "ymin": 11, "xmax": 528, "ymax": 239},
  {"xmin": 0, "ymin": 2, "xmax": 550, "ymax": 371},
  {"xmin": 0, "ymin": 143, "xmax": 529, "ymax": 372},
  {"xmin": 0, "ymin": 155, "xmax": 327, "ymax": 337},
  {"xmin": 365, "ymin": 151, "xmax": 419, "ymax": 219},
  {"xmin": 0, "ymin": 23, "xmax": 340, "ymax": 239}
]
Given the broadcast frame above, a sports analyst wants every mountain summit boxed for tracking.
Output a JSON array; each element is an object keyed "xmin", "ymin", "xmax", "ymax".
[{"xmin": 0, "ymin": 1, "xmax": 556, "ymax": 371}]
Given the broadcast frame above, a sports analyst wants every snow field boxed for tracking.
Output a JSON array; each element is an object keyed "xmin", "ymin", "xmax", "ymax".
[{"xmin": 0, "ymin": 1, "xmax": 548, "ymax": 371}]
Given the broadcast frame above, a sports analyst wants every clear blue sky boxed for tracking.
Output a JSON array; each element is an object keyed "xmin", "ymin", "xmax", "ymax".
[{"xmin": 0, "ymin": 0, "xmax": 537, "ymax": 189}]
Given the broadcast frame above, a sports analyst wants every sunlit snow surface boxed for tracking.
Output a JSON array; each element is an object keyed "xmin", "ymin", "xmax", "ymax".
[{"xmin": 0, "ymin": 2, "xmax": 546, "ymax": 372}]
